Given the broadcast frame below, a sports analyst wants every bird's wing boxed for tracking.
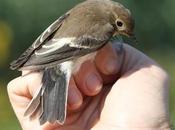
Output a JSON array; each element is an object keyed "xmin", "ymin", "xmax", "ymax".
[
  {"xmin": 11, "ymin": 17, "xmax": 115, "ymax": 71},
  {"xmin": 20, "ymin": 29, "xmax": 114, "ymax": 71},
  {"xmin": 10, "ymin": 13, "xmax": 70, "ymax": 70}
]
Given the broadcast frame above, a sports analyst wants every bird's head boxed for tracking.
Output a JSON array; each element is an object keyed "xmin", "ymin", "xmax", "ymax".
[{"xmin": 110, "ymin": 1, "xmax": 135, "ymax": 38}]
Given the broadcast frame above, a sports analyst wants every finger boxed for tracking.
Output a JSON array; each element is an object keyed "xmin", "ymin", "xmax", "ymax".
[
  {"xmin": 7, "ymin": 72, "xmax": 42, "ymax": 118},
  {"xmin": 77, "ymin": 87, "xmax": 111, "ymax": 129},
  {"xmin": 98, "ymin": 69, "xmax": 170, "ymax": 129},
  {"xmin": 68, "ymin": 77, "xmax": 83, "ymax": 110},
  {"xmin": 22, "ymin": 70, "xmax": 30, "ymax": 75},
  {"xmin": 96, "ymin": 44, "xmax": 170, "ymax": 129},
  {"xmin": 22, "ymin": 72, "xmax": 43, "ymax": 97},
  {"xmin": 7, "ymin": 77, "xmax": 31, "ymax": 113},
  {"xmin": 95, "ymin": 43, "xmax": 124, "ymax": 84},
  {"xmin": 74, "ymin": 60, "xmax": 103, "ymax": 96},
  {"xmin": 95, "ymin": 43, "xmax": 121, "ymax": 76}
]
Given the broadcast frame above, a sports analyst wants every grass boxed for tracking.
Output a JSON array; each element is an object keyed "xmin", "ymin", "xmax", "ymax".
[{"xmin": 0, "ymin": 50, "xmax": 174, "ymax": 130}]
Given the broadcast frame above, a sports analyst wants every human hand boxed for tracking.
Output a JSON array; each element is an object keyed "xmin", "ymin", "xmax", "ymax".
[{"xmin": 7, "ymin": 42, "xmax": 171, "ymax": 130}]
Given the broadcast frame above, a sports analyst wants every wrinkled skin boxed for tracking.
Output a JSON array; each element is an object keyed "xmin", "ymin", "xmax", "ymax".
[{"xmin": 8, "ymin": 42, "xmax": 171, "ymax": 130}]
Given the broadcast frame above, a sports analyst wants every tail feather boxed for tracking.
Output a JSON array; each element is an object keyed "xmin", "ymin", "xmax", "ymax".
[
  {"xmin": 23, "ymin": 64, "xmax": 71, "ymax": 125},
  {"xmin": 40, "ymin": 68, "xmax": 68, "ymax": 124},
  {"xmin": 24, "ymin": 86, "xmax": 42, "ymax": 117}
]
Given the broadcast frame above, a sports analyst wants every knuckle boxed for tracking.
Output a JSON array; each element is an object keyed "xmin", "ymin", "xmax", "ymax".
[
  {"xmin": 7, "ymin": 78, "xmax": 19, "ymax": 95},
  {"xmin": 7, "ymin": 80, "xmax": 14, "ymax": 94},
  {"xmin": 152, "ymin": 65, "xmax": 170, "ymax": 85}
]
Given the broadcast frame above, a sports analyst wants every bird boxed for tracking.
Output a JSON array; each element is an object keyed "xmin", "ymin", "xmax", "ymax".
[{"xmin": 10, "ymin": 0, "xmax": 135, "ymax": 125}]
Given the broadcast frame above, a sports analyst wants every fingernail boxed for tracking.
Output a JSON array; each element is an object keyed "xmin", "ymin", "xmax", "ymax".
[
  {"xmin": 86, "ymin": 74, "xmax": 102, "ymax": 93},
  {"xmin": 105, "ymin": 58, "xmax": 118, "ymax": 74},
  {"xmin": 68, "ymin": 87, "xmax": 82, "ymax": 108}
]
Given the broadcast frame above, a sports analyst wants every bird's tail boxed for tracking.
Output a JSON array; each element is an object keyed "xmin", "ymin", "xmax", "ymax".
[{"xmin": 24, "ymin": 65, "xmax": 71, "ymax": 125}]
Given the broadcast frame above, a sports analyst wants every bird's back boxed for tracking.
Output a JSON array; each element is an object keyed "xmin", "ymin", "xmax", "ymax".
[{"xmin": 54, "ymin": 0, "xmax": 114, "ymax": 38}]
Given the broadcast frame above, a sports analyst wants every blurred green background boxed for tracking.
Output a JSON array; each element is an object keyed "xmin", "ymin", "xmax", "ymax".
[{"xmin": 0, "ymin": 0, "xmax": 174, "ymax": 129}]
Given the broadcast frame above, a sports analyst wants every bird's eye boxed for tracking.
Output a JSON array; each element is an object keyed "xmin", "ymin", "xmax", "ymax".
[{"xmin": 116, "ymin": 21, "xmax": 123, "ymax": 27}]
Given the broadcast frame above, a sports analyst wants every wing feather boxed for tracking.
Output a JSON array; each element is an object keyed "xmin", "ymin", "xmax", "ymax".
[
  {"xmin": 10, "ymin": 13, "xmax": 70, "ymax": 70},
  {"xmin": 20, "ymin": 33, "xmax": 114, "ymax": 70}
]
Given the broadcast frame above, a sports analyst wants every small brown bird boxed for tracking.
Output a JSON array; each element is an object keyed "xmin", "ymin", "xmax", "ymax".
[{"xmin": 10, "ymin": 0, "xmax": 135, "ymax": 125}]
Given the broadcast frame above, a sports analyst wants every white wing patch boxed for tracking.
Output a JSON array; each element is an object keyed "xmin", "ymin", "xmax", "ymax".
[
  {"xmin": 69, "ymin": 43, "xmax": 92, "ymax": 49},
  {"xmin": 35, "ymin": 37, "xmax": 76, "ymax": 56}
]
